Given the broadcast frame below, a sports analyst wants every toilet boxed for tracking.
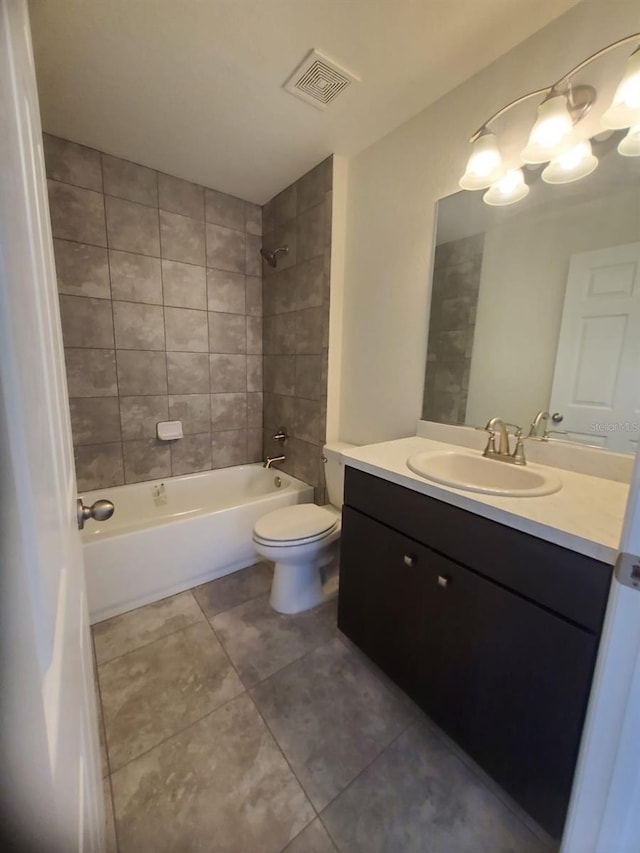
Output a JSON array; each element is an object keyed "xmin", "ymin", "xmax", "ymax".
[{"xmin": 252, "ymin": 442, "xmax": 354, "ymax": 614}]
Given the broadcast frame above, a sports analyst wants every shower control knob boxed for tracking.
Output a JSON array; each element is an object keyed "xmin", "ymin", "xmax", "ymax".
[{"xmin": 77, "ymin": 498, "xmax": 115, "ymax": 530}]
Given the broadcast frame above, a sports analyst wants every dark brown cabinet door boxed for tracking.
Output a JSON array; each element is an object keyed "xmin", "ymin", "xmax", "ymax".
[{"xmin": 338, "ymin": 506, "xmax": 599, "ymax": 839}]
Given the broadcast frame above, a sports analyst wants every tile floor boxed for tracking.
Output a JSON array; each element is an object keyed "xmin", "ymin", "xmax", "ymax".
[{"xmin": 94, "ymin": 562, "xmax": 557, "ymax": 853}]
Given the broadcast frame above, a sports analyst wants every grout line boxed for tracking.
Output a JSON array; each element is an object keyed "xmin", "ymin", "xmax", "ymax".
[{"xmin": 95, "ymin": 612, "xmax": 205, "ymax": 668}]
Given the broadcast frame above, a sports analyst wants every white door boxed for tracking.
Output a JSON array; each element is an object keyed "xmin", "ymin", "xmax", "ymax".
[
  {"xmin": 0, "ymin": 1, "xmax": 102, "ymax": 850},
  {"xmin": 549, "ymin": 243, "xmax": 640, "ymax": 452},
  {"xmin": 562, "ymin": 443, "xmax": 640, "ymax": 852}
]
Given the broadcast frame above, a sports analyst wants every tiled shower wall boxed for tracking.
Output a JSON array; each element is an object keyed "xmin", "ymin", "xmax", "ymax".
[
  {"xmin": 44, "ymin": 134, "xmax": 263, "ymax": 490},
  {"xmin": 422, "ymin": 233, "xmax": 484, "ymax": 425},
  {"xmin": 261, "ymin": 157, "xmax": 332, "ymax": 505}
]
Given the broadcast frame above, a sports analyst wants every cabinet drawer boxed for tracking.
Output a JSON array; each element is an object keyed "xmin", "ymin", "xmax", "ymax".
[{"xmin": 344, "ymin": 466, "xmax": 611, "ymax": 633}]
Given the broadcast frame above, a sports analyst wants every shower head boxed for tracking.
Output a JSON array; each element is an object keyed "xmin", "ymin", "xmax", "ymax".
[{"xmin": 260, "ymin": 245, "xmax": 289, "ymax": 268}]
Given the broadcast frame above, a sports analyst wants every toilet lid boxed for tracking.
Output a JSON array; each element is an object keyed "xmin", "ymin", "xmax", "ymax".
[{"xmin": 254, "ymin": 504, "xmax": 338, "ymax": 542}]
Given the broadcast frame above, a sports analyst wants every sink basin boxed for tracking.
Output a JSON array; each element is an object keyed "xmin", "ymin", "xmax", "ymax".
[{"xmin": 406, "ymin": 450, "xmax": 562, "ymax": 497}]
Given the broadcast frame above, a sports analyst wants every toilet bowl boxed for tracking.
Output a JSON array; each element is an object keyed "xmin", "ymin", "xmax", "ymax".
[{"xmin": 252, "ymin": 442, "xmax": 354, "ymax": 614}]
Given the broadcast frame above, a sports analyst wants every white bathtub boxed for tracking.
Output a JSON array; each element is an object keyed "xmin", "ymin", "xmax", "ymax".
[{"xmin": 81, "ymin": 465, "xmax": 313, "ymax": 623}]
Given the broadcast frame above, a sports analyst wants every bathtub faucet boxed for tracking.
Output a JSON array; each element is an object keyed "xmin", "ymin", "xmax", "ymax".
[{"xmin": 264, "ymin": 455, "xmax": 286, "ymax": 469}]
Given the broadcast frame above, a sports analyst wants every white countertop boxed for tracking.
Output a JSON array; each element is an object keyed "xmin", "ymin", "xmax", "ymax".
[{"xmin": 341, "ymin": 436, "xmax": 629, "ymax": 565}]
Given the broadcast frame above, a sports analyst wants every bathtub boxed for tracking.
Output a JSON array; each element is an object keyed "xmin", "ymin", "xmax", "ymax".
[{"xmin": 81, "ymin": 464, "xmax": 313, "ymax": 623}]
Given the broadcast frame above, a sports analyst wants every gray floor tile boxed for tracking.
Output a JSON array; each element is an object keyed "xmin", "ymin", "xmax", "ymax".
[
  {"xmin": 284, "ymin": 819, "xmax": 338, "ymax": 853},
  {"xmin": 212, "ymin": 594, "xmax": 337, "ymax": 687},
  {"xmin": 99, "ymin": 622, "xmax": 244, "ymax": 770},
  {"xmin": 104, "ymin": 778, "xmax": 117, "ymax": 853},
  {"xmin": 251, "ymin": 637, "xmax": 414, "ymax": 811},
  {"xmin": 321, "ymin": 721, "xmax": 549, "ymax": 853},
  {"xmin": 194, "ymin": 562, "xmax": 273, "ymax": 619},
  {"xmin": 111, "ymin": 692, "xmax": 315, "ymax": 853},
  {"xmin": 92, "ymin": 591, "xmax": 204, "ymax": 665}
]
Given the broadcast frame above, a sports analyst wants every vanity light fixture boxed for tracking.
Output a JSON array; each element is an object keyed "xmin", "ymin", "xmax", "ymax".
[
  {"xmin": 618, "ymin": 123, "xmax": 640, "ymax": 157},
  {"xmin": 541, "ymin": 139, "xmax": 599, "ymax": 184},
  {"xmin": 459, "ymin": 33, "xmax": 640, "ymax": 205},
  {"xmin": 483, "ymin": 168, "xmax": 529, "ymax": 206}
]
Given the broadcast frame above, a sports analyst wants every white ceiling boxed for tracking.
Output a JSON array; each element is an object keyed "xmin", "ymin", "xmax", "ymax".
[{"xmin": 28, "ymin": 0, "xmax": 579, "ymax": 204}]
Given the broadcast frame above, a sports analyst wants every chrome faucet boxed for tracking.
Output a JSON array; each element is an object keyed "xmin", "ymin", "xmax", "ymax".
[
  {"xmin": 483, "ymin": 417, "xmax": 527, "ymax": 465},
  {"xmin": 263, "ymin": 455, "xmax": 285, "ymax": 469}
]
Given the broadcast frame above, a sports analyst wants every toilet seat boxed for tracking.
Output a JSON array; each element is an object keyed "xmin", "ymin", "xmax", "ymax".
[{"xmin": 253, "ymin": 504, "xmax": 339, "ymax": 546}]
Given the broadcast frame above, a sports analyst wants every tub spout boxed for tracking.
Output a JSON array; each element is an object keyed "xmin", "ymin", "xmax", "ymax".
[{"xmin": 264, "ymin": 455, "xmax": 285, "ymax": 469}]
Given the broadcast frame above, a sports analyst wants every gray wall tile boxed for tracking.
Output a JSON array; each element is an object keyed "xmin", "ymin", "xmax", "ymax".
[
  {"xmin": 162, "ymin": 260, "xmax": 207, "ymax": 310},
  {"xmin": 165, "ymin": 307, "xmax": 209, "ymax": 352},
  {"xmin": 69, "ymin": 398, "xmax": 121, "ymax": 446},
  {"xmin": 211, "ymin": 393, "xmax": 247, "ymax": 430},
  {"xmin": 75, "ymin": 443, "xmax": 124, "ymax": 491},
  {"xmin": 166, "ymin": 352, "xmax": 210, "ymax": 394},
  {"xmin": 245, "ymin": 202, "xmax": 262, "ymax": 236},
  {"xmin": 116, "ymin": 350, "xmax": 167, "ymax": 396},
  {"xmin": 105, "ymin": 196, "xmax": 160, "ymax": 256},
  {"xmin": 297, "ymin": 157, "xmax": 332, "ymax": 214},
  {"xmin": 123, "ymin": 439, "xmax": 171, "ymax": 483},
  {"xmin": 294, "ymin": 398, "xmax": 320, "ymax": 444},
  {"xmin": 43, "ymin": 135, "xmax": 102, "ymax": 192},
  {"xmin": 171, "ymin": 433, "xmax": 212, "ymax": 475},
  {"xmin": 297, "ymin": 204, "xmax": 324, "ymax": 262},
  {"xmin": 295, "ymin": 308, "xmax": 323, "ymax": 354},
  {"xmin": 168, "ymin": 395, "xmax": 211, "ymax": 434},
  {"xmin": 211, "ymin": 429, "xmax": 247, "ymax": 468},
  {"xmin": 50, "ymin": 135, "xmax": 263, "ymax": 490},
  {"xmin": 246, "ymin": 316, "xmax": 262, "ymax": 354},
  {"xmin": 53, "ymin": 239, "xmax": 110, "ymax": 299},
  {"xmin": 207, "ymin": 269, "xmax": 245, "ymax": 314},
  {"xmin": 205, "ymin": 223, "xmax": 245, "ymax": 273},
  {"xmin": 65, "ymin": 348, "xmax": 117, "ymax": 397},
  {"xmin": 261, "ymin": 157, "xmax": 333, "ymax": 504},
  {"xmin": 208, "ymin": 312, "xmax": 246, "ymax": 354},
  {"xmin": 245, "ymin": 276, "xmax": 262, "ymax": 316},
  {"xmin": 159, "ymin": 174, "xmax": 204, "ymax": 220},
  {"xmin": 247, "ymin": 393, "xmax": 263, "ymax": 429},
  {"xmin": 205, "ymin": 189, "xmax": 245, "ymax": 231},
  {"xmin": 102, "ymin": 155, "xmax": 158, "ymax": 207},
  {"xmin": 295, "ymin": 355, "xmax": 322, "ymax": 400},
  {"xmin": 245, "ymin": 234, "xmax": 262, "ymax": 277},
  {"xmin": 120, "ymin": 396, "xmax": 169, "ymax": 440},
  {"xmin": 209, "ymin": 354, "xmax": 247, "ymax": 393},
  {"xmin": 247, "ymin": 355, "xmax": 262, "ymax": 393},
  {"xmin": 109, "ymin": 251, "xmax": 163, "ymax": 304},
  {"xmin": 160, "ymin": 210, "xmax": 205, "ymax": 265},
  {"xmin": 113, "ymin": 301, "xmax": 165, "ymax": 350},
  {"xmin": 59, "ymin": 295, "xmax": 114, "ymax": 349},
  {"xmin": 247, "ymin": 429, "xmax": 263, "ymax": 463},
  {"xmin": 48, "ymin": 180, "xmax": 106, "ymax": 246}
]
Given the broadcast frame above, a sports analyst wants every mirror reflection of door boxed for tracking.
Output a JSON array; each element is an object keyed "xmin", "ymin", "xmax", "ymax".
[{"xmin": 549, "ymin": 242, "xmax": 640, "ymax": 452}]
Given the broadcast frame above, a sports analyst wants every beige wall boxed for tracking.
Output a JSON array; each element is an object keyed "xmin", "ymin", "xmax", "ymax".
[{"xmin": 338, "ymin": 0, "xmax": 640, "ymax": 445}]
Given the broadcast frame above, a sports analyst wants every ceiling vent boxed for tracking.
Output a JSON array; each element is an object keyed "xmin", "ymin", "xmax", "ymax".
[{"xmin": 284, "ymin": 49, "xmax": 360, "ymax": 110}]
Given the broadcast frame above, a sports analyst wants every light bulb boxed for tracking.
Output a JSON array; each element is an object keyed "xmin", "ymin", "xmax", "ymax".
[
  {"xmin": 618, "ymin": 123, "xmax": 640, "ymax": 157},
  {"xmin": 541, "ymin": 140, "xmax": 598, "ymax": 184},
  {"xmin": 483, "ymin": 169, "xmax": 530, "ymax": 206},
  {"xmin": 521, "ymin": 94, "xmax": 576, "ymax": 164},
  {"xmin": 459, "ymin": 131, "xmax": 505, "ymax": 190},
  {"xmin": 602, "ymin": 48, "xmax": 640, "ymax": 129}
]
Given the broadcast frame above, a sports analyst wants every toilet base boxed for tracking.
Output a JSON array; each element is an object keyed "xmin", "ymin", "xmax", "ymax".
[{"xmin": 269, "ymin": 547, "xmax": 338, "ymax": 614}]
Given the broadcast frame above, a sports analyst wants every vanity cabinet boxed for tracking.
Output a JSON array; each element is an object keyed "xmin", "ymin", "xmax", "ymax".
[{"xmin": 338, "ymin": 467, "xmax": 612, "ymax": 839}]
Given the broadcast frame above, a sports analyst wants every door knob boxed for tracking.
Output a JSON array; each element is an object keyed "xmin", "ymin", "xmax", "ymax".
[
  {"xmin": 551, "ymin": 412, "xmax": 564, "ymax": 423},
  {"xmin": 77, "ymin": 498, "xmax": 114, "ymax": 530}
]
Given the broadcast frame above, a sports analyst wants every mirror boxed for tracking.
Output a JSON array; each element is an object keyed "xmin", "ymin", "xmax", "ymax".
[{"xmin": 423, "ymin": 131, "xmax": 640, "ymax": 454}]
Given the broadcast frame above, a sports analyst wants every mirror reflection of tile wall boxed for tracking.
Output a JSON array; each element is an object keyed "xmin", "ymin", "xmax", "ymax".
[{"xmin": 422, "ymin": 233, "xmax": 484, "ymax": 424}]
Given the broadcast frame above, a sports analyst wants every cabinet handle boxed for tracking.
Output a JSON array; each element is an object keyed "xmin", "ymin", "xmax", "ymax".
[
  {"xmin": 403, "ymin": 554, "xmax": 415, "ymax": 567},
  {"xmin": 437, "ymin": 575, "xmax": 450, "ymax": 588}
]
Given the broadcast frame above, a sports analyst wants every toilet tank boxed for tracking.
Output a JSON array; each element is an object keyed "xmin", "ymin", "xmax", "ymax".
[{"xmin": 323, "ymin": 442, "xmax": 356, "ymax": 509}]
